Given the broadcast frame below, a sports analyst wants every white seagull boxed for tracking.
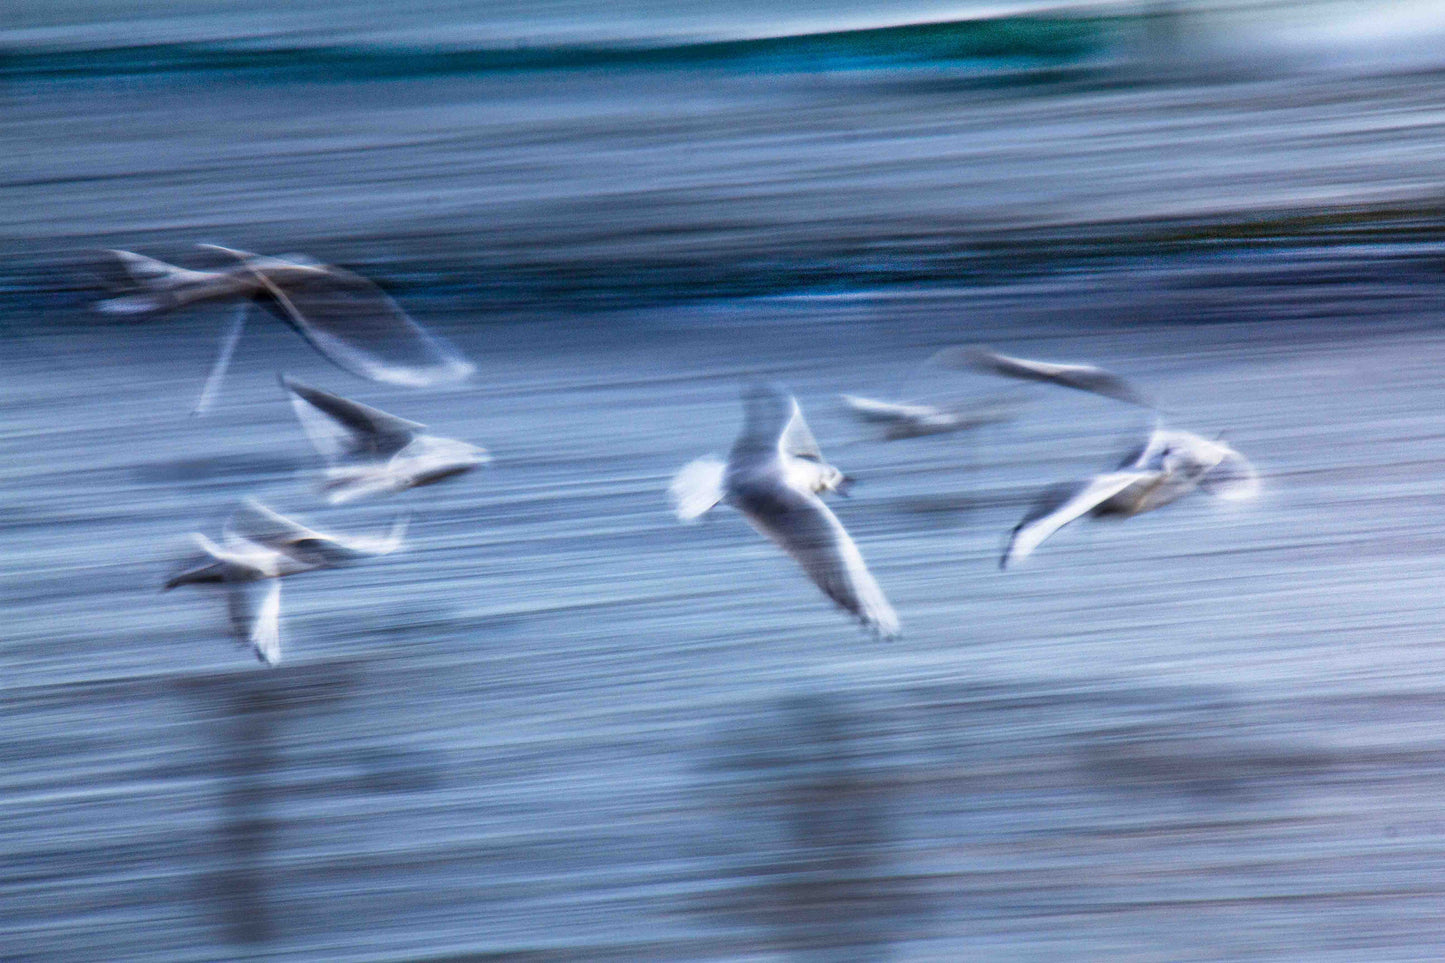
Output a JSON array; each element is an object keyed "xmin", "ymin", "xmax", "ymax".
[
  {"xmin": 840, "ymin": 393, "xmax": 1014, "ymax": 440},
  {"xmin": 282, "ymin": 376, "xmax": 489, "ymax": 504},
  {"xmin": 97, "ymin": 245, "xmax": 474, "ymax": 413},
  {"xmin": 670, "ymin": 384, "xmax": 900, "ymax": 639},
  {"xmin": 932, "ymin": 346, "xmax": 1153, "ymax": 408},
  {"xmin": 164, "ymin": 499, "xmax": 408, "ymax": 664},
  {"xmin": 1002, "ymin": 426, "xmax": 1258, "ymax": 568}
]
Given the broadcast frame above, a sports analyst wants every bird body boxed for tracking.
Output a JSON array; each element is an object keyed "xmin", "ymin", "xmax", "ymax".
[{"xmin": 671, "ymin": 385, "xmax": 899, "ymax": 639}]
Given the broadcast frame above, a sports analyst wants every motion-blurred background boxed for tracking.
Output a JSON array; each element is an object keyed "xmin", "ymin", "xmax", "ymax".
[{"xmin": 6, "ymin": 1, "xmax": 1445, "ymax": 959}]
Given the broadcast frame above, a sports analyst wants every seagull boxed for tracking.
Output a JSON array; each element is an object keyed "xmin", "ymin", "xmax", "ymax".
[
  {"xmin": 840, "ymin": 393, "xmax": 1014, "ymax": 440},
  {"xmin": 670, "ymin": 384, "xmax": 900, "ymax": 639},
  {"xmin": 282, "ymin": 376, "xmax": 489, "ymax": 504},
  {"xmin": 163, "ymin": 498, "xmax": 407, "ymax": 664},
  {"xmin": 932, "ymin": 346, "xmax": 1153, "ymax": 407},
  {"xmin": 96, "ymin": 245, "xmax": 474, "ymax": 413},
  {"xmin": 1001, "ymin": 426, "xmax": 1258, "ymax": 568}
]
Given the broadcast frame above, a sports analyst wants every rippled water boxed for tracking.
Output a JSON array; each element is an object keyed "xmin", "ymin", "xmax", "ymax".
[
  {"xmin": 7, "ymin": 6, "xmax": 1445, "ymax": 960},
  {"xmin": 10, "ymin": 263, "xmax": 1445, "ymax": 959}
]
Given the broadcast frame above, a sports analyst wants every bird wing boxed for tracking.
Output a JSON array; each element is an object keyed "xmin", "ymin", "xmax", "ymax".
[
  {"xmin": 935, "ymin": 346, "xmax": 1153, "ymax": 407},
  {"xmin": 839, "ymin": 394, "xmax": 940, "ymax": 423},
  {"xmin": 1002, "ymin": 472, "xmax": 1157, "ymax": 568},
  {"xmin": 212, "ymin": 248, "xmax": 473, "ymax": 387},
  {"xmin": 778, "ymin": 398, "xmax": 824, "ymax": 461},
  {"xmin": 729, "ymin": 383, "xmax": 797, "ymax": 465},
  {"xmin": 163, "ymin": 533, "xmax": 232, "ymax": 589},
  {"xmin": 735, "ymin": 481, "xmax": 900, "ymax": 639},
  {"xmin": 226, "ymin": 498, "xmax": 327, "ymax": 550},
  {"xmin": 281, "ymin": 375, "xmax": 425, "ymax": 462},
  {"xmin": 1200, "ymin": 447, "xmax": 1260, "ymax": 501},
  {"xmin": 228, "ymin": 580, "xmax": 282, "ymax": 665},
  {"xmin": 228, "ymin": 498, "xmax": 406, "ymax": 562}
]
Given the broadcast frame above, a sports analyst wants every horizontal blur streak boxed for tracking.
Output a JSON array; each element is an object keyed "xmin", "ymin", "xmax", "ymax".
[
  {"xmin": 6, "ymin": 1, "xmax": 1445, "ymax": 961},
  {"xmin": 5, "ymin": 3, "xmax": 1445, "ymax": 312},
  {"xmin": 9, "ymin": 268, "xmax": 1445, "ymax": 958}
]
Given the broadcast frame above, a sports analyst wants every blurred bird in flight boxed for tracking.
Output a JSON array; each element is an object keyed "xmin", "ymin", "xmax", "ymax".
[
  {"xmin": 670, "ymin": 384, "xmax": 900, "ymax": 640},
  {"xmin": 1002, "ymin": 425, "xmax": 1259, "ymax": 568},
  {"xmin": 164, "ymin": 498, "xmax": 408, "ymax": 664},
  {"xmin": 932, "ymin": 345, "xmax": 1153, "ymax": 408},
  {"xmin": 96, "ymin": 244, "xmax": 474, "ymax": 413},
  {"xmin": 839, "ymin": 392, "xmax": 1015, "ymax": 440},
  {"xmin": 282, "ymin": 376, "xmax": 489, "ymax": 504}
]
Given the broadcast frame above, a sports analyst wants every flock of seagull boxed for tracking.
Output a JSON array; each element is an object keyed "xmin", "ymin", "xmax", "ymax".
[{"xmin": 101, "ymin": 245, "xmax": 1259, "ymax": 663}]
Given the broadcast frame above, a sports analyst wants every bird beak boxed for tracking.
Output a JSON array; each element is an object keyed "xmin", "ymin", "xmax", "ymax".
[{"xmin": 835, "ymin": 475, "xmax": 855, "ymax": 497}]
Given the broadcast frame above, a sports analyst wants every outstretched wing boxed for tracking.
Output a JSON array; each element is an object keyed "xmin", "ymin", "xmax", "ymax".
[
  {"xmin": 778, "ymin": 398, "xmax": 823, "ymax": 461},
  {"xmin": 839, "ymin": 394, "xmax": 940, "ymax": 423},
  {"xmin": 730, "ymin": 383, "xmax": 797, "ymax": 464},
  {"xmin": 222, "ymin": 250, "xmax": 474, "ymax": 387},
  {"xmin": 1200, "ymin": 447, "xmax": 1260, "ymax": 501},
  {"xmin": 226, "ymin": 499, "xmax": 326, "ymax": 550},
  {"xmin": 226, "ymin": 498, "xmax": 406, "ymax": 563},
  {"xmin": 163, "ymin": 533, "xmax": 230, "ymax": 589},
  {"xmin": 228, "ymin": 580, "xmax": 282, "ymax": 665},
  {"xmin": 735, "ymin": 481, "xmax": 900, "ymax": 639},
  {"xmin": 281, "ymin": 375, "xmax": 425, "ymax": 462},
  {"xmin": 935, "ymin": 346, "xmax": 1153, "ymax": 408},
  {"xmin": 1002, "ymin": 472, "xmax": 1156, "ymax": 568}
]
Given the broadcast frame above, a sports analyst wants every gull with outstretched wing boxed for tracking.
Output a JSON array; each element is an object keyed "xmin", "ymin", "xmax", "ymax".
[
  {"xmin": 96, "ymin": 245, "xmax": 474, "ymax": 413},
  {"xmin": 840, "ymin": 393, "xmax": 1014, "ymax": 441},
  {"xmin": 670, "ymin": 385, "xmax": 900, "ymax": 639},
  {"xmin": 1002, "ymin": 426, "xmax": 1258, "ymax": 567},
  {"xmin": 933, "ymin": 346, "xmax": 1153, "ymax": 408},
  {"xmin": 164, "ymin": 500, "xmax": 406, "ymax": 664},
  {"xmin": 282, "ymin": 376, "xmax": 488, "ymax": 503}
]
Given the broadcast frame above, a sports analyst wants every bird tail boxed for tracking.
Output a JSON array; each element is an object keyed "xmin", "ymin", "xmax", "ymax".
[{"xmin": 668, "ymin": 456, "xmax": 726, "ymax": 522}]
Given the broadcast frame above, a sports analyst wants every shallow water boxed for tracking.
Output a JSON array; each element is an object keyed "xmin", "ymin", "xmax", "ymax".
[{"xmin": 9, "ymin": 260, "xmax": 1445, "ymax": 959}]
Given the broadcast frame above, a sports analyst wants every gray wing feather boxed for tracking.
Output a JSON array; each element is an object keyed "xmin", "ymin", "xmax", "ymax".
[
  {"xmin": 937, "ymin": 347, "xmax": 1153, "ymax": 407},
  {"xmin": 737, "ymin": 482, "xmax": 900, "ymax": 639},
  {"xmin": 730, "ymin": 383, "xmax": 797, "ymax": 464},
  {"xmin": 225, "ymin": 498, "xmax": 404, "ymax": 564},
  {"xmin": 1200, "ymin": 448, "xmax": 1260, "ymax": 501},
  {"xmin": 229, "ymin": 581, "xmax": 282, "ymax": 665},
  {"xmin": 778, "ymin": 400, "xmax": 823, "ymax": 461},
  {"xmin": 207, "ymin": 246, "xmax": 474, "ymax": 387},
  {"xmin": 1002, "ymin": 472, "xmax": 1156, "ymax": 568},
  {"xmin": 282, "ymin": 375, "xmax": 425, "ymax": 461}
]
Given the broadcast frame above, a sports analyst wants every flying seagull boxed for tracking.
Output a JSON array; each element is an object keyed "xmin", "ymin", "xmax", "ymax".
[
  {"xmin": 1001, "ymin": 426, "xmax": 1258, "ymax": 568},
  {"xmin": 669, "ymin": 384, "xmax": 900, "ymax": 639},
  {"xmin": 932, "ymin": 346, "xmax": 1153, "ymax": 407},
  {"xmin": 97, "ymin": 245, "xmax": 474, "ymax": 413},
  {"xmin": 282, "ymin": 376, "xmax": 489, "ymax": 504},
  {"xmin": 164, "ymin": 498, "xmax": 407, "ymax": 664},
  {"xmin": 840, "ymin": 393, "xmax": 1014, "ymax": 441}
]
